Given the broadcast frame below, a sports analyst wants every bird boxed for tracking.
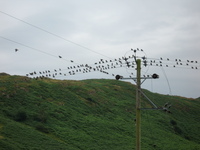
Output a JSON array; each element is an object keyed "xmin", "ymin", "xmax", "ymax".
[
  {"xmin": 70, "ymin": 60, "xmax": 74, "ymax": 63},
  {"xmin": 142, "ymin": 56, "xmax": 146, "ymax": 60},
  {"xmin": 15, "ymin": 49, "xmax": 18, "ymax": 52},
  {"xmin": 59, "ymin": 56, "xmax": 62, "ymax": 58}
]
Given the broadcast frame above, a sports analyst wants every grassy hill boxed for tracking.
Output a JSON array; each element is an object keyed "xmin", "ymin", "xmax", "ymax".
[{"xmin": 0, "ymin": 73, "xmax": 199, "ymax": 150}]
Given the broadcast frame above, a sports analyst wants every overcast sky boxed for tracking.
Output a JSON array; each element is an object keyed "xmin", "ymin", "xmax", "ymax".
[{"xmin": 0, "ymin": 0, "xmax": 200, "ymax": 98}]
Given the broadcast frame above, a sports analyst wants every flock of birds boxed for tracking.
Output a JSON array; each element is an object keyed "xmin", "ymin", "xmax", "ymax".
[{"xmin": 15, "ymin": 48, "xmax": 199, "ymax": 80}]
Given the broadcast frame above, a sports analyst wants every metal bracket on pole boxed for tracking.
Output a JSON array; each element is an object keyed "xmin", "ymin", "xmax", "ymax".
[{"xmin": 139, "ymin": 89, "xmax": 158, "ymax": 108}]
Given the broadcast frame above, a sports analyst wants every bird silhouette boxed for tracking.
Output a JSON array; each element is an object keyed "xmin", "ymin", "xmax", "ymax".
[
  {"xmin": 59, "ymin": 56, "xmax": 62, "ymax": 58},
  {"xmin": 15, "ymin": 49, "xmax": 18, "ymax": 52}
]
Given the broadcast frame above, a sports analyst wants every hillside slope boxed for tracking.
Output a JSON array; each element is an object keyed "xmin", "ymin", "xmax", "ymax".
[{"xmin": 0, "ymin": 73, "xmax": 200, "ymax": 150}]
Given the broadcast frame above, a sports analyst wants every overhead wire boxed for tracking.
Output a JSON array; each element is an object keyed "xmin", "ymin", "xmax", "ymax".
[
  {"xmin": 160, "ymin": 66, "xmax": 172, "ymax": 95},
  {"xmin": 1, "ymin": 35, "xmax": 139, "ymax": 80},
  {"xmin": 1, "ymin": 10, "xmax": 199, "ymax": 79},
  {"xmin": 27, "ymin": 54, "xmax": 136, "ymax": 79},
  {"xmin": 0, "ymin": 36, "xmax": 72, "ymax": 63},
  {"xmin": 0, "ymin": 10, "xmax": 111, "ymax": 59},
  {"xmin": 0, "ymin": 36, "xmax": 113, "ymax": 78}
]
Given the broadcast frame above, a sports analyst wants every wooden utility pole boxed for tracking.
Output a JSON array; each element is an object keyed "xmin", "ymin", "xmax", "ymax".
[
  {"xmin": 136, "ymin": 59, "xmax": 141, "ymax": 150},
  {"xmin": 115, "ymin": 54, "xmax": 160, "ymax": 150}
]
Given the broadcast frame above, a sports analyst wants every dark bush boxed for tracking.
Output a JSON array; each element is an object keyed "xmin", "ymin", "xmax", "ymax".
[
  {"xmin": 170, "ymin": 119, "xmax": 177, "ymax": 126},
  {"xmin": 15, "ymin": 111, "xmax": 27, "ymax": 122}
]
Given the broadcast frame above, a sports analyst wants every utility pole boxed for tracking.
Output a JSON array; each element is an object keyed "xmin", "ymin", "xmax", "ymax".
[
  {"xmin": 116, "ymin": 59, "xmax": 143, "ymax": 150},
  {"xmin": 136, "ymin": 59, "xmax": 141, "ymax": 150},
  {"xmin": 114, "ymin": 49, "xmax": 172, "ymax": 150}
]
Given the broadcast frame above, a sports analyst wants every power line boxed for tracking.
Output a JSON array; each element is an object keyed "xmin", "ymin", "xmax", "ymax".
[
  {"xmin": 26, "ymin": 54, "xmax": 134, "ymax": 79},
  {"xmin": 0, "ymin": 35, "xmax": 127, "ymax": 78},
  {"xmin": 0, "ymin": 36, "xmax": 72, "ymax": 62},
  {"xmin": 26, "ymin": 50, "xmax": 200, "ymax": 80},
  {"xmin": 160, "ymin": 66, "xmax": 172, "ymax": 95},
  {"xmin": 0, "ymin": 10, "xmax": 111, "ymax": 59}
]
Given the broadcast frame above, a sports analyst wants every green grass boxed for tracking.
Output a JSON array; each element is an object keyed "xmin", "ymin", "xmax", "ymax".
[{"xmin": 0, "ymin": 73, "xmax": 199, "ymax": 149}]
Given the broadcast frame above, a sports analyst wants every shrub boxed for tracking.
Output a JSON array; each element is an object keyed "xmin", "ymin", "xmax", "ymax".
[
  {"xmin": 15, "ymin": 110, "xmax": 27, "ymax": 122},
  {"xmin": 170, "ymin": 119, "xmax": 177, "ymax": 126}
]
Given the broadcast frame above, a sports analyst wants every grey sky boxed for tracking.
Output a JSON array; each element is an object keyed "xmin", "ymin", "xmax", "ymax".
[{"xmin": 0, "ymin": 0, "xmax": 200, "ymax": 98}]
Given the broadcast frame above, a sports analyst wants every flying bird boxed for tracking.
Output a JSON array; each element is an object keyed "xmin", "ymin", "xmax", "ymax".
[
  {"xmin": 59, "ymin": 56, "xmax": 62, "ymax": 58},
  {"xmin": 15, "ymin": 49, "xmax": 18, "ymax": 52}
]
